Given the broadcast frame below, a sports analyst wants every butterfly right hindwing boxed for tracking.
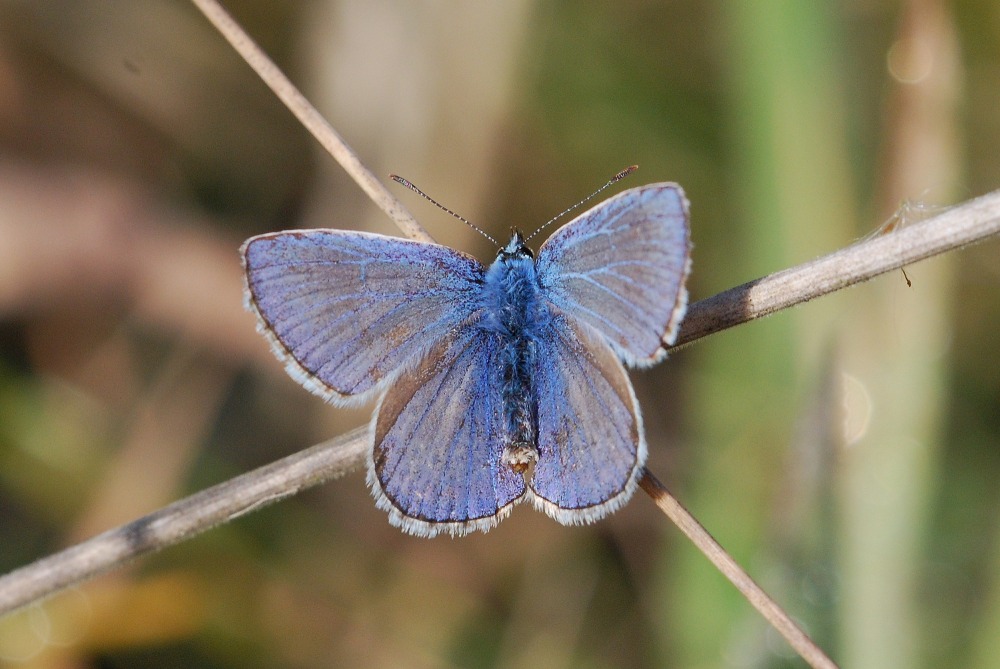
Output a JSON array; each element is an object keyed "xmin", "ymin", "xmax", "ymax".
[{"xmin": 528, "ymin": 312, "xmax": 645, "ymax": 524}]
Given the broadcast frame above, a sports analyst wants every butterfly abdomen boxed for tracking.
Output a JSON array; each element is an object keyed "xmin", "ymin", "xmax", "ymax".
[{"xmin": 480, "ymin": 240, "xmax": 553, "ymax": 472}]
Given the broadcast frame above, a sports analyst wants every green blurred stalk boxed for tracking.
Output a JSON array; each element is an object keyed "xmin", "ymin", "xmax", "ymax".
[
  {"xmin": 837, "ymin": 2, "xmax": 959, "ymax": 668},
  {"xmin": 663, "ymin": 1, "xmax": 854, "ymax": 666}
]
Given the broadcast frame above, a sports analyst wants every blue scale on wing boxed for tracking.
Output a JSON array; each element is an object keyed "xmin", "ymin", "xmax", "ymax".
[
  {"xmin": 243, "ymin": 231, "xmax": 484, "ymax": 403},
  {"xmin": 372, "ymin": 329, "xmax": 525, "ymax": 526},
  {"xmin": 530, "ymin": 314, "xmax": 642, "ymax": 517},
  {"xmin": 536, "ymin": 185, "xmax": 690, "ymax": 365}
]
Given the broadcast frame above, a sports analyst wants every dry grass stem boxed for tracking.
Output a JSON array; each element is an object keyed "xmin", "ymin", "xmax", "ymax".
[
  {"xmin": 674, "ymin": 188, "xmax": 1000, "ymax": 347},
  {"xmin": 189, "ymin": 0, "xmax": 432, "ymax": 244},
  {"xmin": 0, "ymin": 428, "xmax": 367, "ymax": 617},
  {"xmin": 639, "ymin": 470, "xmax": 839, "ymax": 669}
]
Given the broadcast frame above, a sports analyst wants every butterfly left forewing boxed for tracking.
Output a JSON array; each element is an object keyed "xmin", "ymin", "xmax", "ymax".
[
  {"xmin": 527, "ymin": 313, "xmax": 645, "ymax": 525},
  {"xmin": 242, "ymin": 230, "xmax": 483, "ymax": 406},
  {"xmin": 371, "ymin": 328, "xmax": 525, "ymax": 537}
]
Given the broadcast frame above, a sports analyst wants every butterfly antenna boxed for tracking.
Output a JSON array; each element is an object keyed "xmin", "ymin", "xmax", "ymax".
[
  {"xmin": 525, "ymin": 165, "xmax": 638, "ymax": 243},
  {"xmin": 390, "ymin": 175, "xmax": 498, "ymax": 246}
]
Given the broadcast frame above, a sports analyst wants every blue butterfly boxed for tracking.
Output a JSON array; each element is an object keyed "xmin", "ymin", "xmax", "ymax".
[{"xmin": 241, "ymin": 183, "xmax": 691, "ymax": 537}]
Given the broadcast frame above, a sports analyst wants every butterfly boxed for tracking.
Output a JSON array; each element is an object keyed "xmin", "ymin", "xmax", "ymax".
[{"xmin": 241, "ymin": 181, "xmax": 691, "ymax": 537}]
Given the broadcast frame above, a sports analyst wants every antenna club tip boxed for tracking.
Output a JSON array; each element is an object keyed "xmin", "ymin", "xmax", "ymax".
[
  {"xmin": 391, "ymin": 174, "xmax": 421, "ymax": 192},
  {"xmin": 614, "ymin": 165, "xmax": 639, "ymax": 181}
]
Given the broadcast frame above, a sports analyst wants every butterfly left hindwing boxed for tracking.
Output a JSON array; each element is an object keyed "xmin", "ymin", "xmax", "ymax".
[{"xmin": 371, "ymin": 328, "xmax": 525, "ymax": 537}]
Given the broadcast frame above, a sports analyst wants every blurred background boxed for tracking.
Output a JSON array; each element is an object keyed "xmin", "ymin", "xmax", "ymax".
[{"xmin": 0, "ymin": 1, "xmax": 998, "ymax": 667}]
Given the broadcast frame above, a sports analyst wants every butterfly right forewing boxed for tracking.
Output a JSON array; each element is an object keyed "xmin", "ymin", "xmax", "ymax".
[{"xmin": 535, "ymin": 184, "xmax": 691, "ymax": 367}]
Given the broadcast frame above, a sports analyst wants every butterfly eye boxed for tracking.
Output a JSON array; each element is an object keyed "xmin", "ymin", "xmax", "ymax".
[{"xmin": 497, "ymin": 230, "xmax": 533, "ymax": 262}]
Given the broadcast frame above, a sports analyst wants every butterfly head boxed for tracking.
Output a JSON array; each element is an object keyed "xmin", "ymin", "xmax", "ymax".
[{"xmin": 497, "ymin": 229, "xmax": 533, "ymax": 262}]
